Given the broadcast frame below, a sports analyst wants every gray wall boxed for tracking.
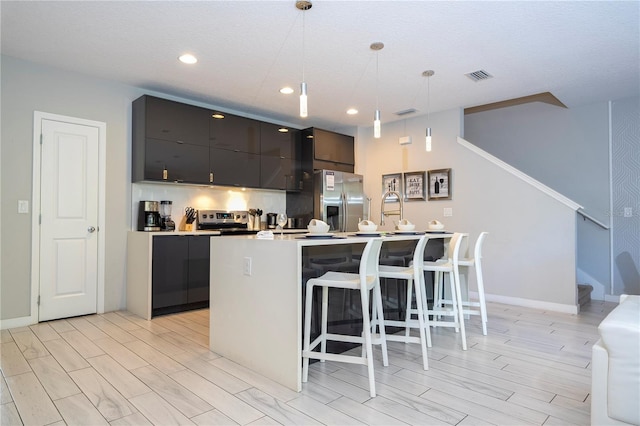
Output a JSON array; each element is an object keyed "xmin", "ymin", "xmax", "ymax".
[
  {"xmin": 464, "ymin": 101, "xmax": 612, "ymax": 297},
  {"xmin": 0, "ymin": 55, "xmax": 294, "ymax": 322},
  {"xmin": 2, "ymin": 54, "xmax": 623, "ymax": 322},
  {"xmin": 1, "ymin": 55, "xmax": 138, "ymax": 320},
  {"xmin": 611, "ymin": 96, "xmax": 640, "ymax": 295}
]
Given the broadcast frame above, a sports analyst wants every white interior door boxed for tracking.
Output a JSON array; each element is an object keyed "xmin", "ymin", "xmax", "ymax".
[{"xmin": 38, "ymin": 119, "xmax": 99, "ymax": 321}]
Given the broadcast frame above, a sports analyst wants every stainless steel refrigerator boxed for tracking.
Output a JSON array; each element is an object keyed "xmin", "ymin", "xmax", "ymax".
[{"xmin": 313, "ymin": 170, "xmax": 364, "ymax": 232}]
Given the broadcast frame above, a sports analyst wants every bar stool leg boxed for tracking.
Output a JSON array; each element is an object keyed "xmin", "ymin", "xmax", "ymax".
[
  {"xmin": 320, "ymin": 286, "xmax": 329, "ymax": 360},
  {"xmin": 413, "ymin": 270, "xmax": 429, "ymax": 370},
  {"xmin": 302, "ymin": 281, "xmax": 314, "ymax": 382},
  {"xmin": 405, "ymin": 279, "xmax": 413, "ymax": 338},
  {"xmin": 477, "ymin": 262, "xmax": 488, "ymax": 335},
  {"xmin": 373, "ymin": 280, "xmax": 389, "ymax": 367},
  {"xmin": 452, "ymin": 268, "xmax": 467, "ymax": 350},
  {"xmin": 419, "ymin": 273, "xmax": 433, "ymax": 348}
]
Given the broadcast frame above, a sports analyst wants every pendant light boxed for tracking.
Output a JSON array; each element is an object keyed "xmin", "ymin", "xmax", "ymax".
[
  {"xmin": 423, "ymin": 70, "xmax": 434, "ymax": 151},
  {"xmin": 370, "ymin": 42, "xmax": 384, "ymax": 138},
  {"xmin": 296, "ymin": 1, "xmax": 312, "ymax": 118}
]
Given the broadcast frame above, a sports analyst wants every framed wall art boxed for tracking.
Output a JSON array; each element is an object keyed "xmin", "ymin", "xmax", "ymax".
[
  {"xmin": 427, "ymin": 168, "xmax": 452, "ymax": 200},
  {"xmin": 382, "ymin": 173, "xmax": 402, "ymax": 202},
  {"xmin": 403, "ymin": 171, "xmax": 426, "ymax": 201}
]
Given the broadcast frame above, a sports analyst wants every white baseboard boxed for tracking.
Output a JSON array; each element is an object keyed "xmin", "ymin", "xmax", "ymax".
[
  {"xmin": 0, "ymin": 315, "xmax": 36, "ymax": 330},
  {"xmin": 471, "ymin": 292, "xmax": 579, "ymax": 314}
]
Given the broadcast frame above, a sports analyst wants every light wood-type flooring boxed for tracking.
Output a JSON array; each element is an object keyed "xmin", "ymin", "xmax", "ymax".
[{"xmin": 1, "ymin": 300, "xmax": 616, "ymax": 425}]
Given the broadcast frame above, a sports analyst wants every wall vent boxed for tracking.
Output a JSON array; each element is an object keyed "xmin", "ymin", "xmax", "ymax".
[
  {"xmin": 465, "ymin": 70, "xmax": 493, "ymax": 82},
  {"xmin": 394, "ymin": 108, "xmax": 417, "ymax": 116}
]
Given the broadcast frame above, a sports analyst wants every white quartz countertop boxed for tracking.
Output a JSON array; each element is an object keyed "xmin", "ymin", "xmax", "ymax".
[
  {"xmin": 218, "ymin": 231, "xmax": 453, "ymax": 245},
  {"xmin": 130, "ymin": 230, "xmax": 222, "ymax": 236},
  {"xmin": 128, "ymin": 228, "xmax": 309, "ymax": 237}
]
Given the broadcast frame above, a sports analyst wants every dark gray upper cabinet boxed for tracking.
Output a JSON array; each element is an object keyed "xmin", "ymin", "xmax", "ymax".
[
  {"xmin": 209, "ymin": 148, "xmax": 261, "ymax": 188},
  {"xmin": 132, "ymin": 95, "xmax": 211, "ymax": 183},
  {"xmin": 300, "ymin": 127, "xmax": 355, "ymax": 173},
  {"xmin": 145, "ymin": 139, "xmax": 209, "ymax": 183},
  {"xmin": 260, "ymin": 123, "xmax": 300, "ymax": 190},
  {"xmin": 310, "ymin": 128, "xmax": 355, "ymax": 166},
  {"xmin": 132, "ymin": 95, "xmax": 311, "ymax": 189},
  {"xmin": 209, "ymin": 112, "xmax": 262, "ymax": 187},
  {"xmin": 260, "ymin": 122, "xmax": 294, "ymax": 158},
  {"xmin": 210, "ymin": 113, "xmax": 260, "ymax": 153},
  {"xmin": 142, "ymin": 95, "xmax": 210, "ymax": 146}
]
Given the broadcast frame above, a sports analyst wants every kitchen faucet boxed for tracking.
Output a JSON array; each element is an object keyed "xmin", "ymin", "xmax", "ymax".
[{"xmin": 380, "ymin": 190, "xmax": 403, "ymax": 226}]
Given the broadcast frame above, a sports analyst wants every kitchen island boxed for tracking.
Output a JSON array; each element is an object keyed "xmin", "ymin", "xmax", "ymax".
[{"xmin": 209, "ymin": 232, "xmax": 452, "ymax": 391}]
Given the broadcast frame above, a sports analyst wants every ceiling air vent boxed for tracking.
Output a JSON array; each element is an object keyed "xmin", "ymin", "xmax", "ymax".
[
  {"xmin": 465, "ymin": 70, "xmax": 493, "ymax": 82},
  {"xmin": 394, "ymin": 108, "xmax": 417, "ymax": 116}
]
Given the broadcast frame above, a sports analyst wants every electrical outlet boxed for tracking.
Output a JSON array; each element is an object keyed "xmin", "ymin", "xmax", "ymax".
[
  {"xmin": 624, "ymin": 207, "xmax": 632, "ymax": 218},
  {"xmin": 243, "ymin": 257, "xmax": 252, "ymax": 276},
  {"xmin": 18, "ymin": 200, "xmax": 29, "ymax": 214},
  {"xmin": 443, "ymin": 207, "xmax": 453, "ymax": 217}
]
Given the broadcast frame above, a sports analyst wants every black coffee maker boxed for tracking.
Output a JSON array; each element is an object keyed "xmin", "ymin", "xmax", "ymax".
[{"xmin": 138, "ymin": 200, "xmax": 161, "ymax": 231}]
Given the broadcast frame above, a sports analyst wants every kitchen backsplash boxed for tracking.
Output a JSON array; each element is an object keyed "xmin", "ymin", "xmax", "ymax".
[{"xmin": 132, "ymin": 182, "xmax": 286, "ymax": 230}]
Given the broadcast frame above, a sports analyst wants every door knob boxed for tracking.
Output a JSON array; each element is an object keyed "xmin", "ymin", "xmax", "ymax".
[{"xmin": 88, "ymin": 226, "xmax": 96, "ymax": 233}]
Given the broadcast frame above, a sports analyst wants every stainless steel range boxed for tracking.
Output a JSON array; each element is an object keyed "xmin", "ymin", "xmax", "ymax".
[{"xmin": 197, "ymin": 210, "xmax": 256, "ymax": 234}]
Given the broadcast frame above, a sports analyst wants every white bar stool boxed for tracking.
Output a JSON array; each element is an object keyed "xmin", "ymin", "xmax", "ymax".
[
  {"xmin": 377, "ymin": 234, "xmax": 432, "ymax": 370},
  {"xmin": 301, "ymin": 238, "xmax": 388, "ymax": 398},
  {"xmin": 424, "ymin": 232, "xmax": 468, "ymax": 350},
  {"xmin": 449, "ymin": 232, "xmax": 489, "ymax": 335}
]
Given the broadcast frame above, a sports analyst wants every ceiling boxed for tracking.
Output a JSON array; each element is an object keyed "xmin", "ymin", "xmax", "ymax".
[{"xmin": 2, "ymin": 1, "xmax": 639, "ymax": 132}]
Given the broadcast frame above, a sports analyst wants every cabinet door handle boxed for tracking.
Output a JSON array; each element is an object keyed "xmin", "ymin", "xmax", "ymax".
[
  {"xmin": 209, "ymin": 172, "xmax": 214, "ymax": 183},
  {"xmin": 162, "ymin": 168, "xmax": 168, "ymax": 180},
  {"xmin": 176, "ymin": 140, "xmax": 184, "ymax": 144}
]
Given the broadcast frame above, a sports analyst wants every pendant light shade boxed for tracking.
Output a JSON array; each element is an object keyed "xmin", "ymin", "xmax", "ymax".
[
  {"xmin": 371, "ymin": 42, "xmax": 384, "ymax": 139},
  {"xmin": 423, "ymin": 70, "xmax": 434, "ymax": 151},
  {"xmin": 297, "ymin": 1, "xmax": 312, "ymax": 118},
  {"xmin": 374, "ymin": 109, "xmax": 381, "ymax": 139},
  {"xmin": 300, "ymin": 82, "xmax": 308, "ymax": 118}
]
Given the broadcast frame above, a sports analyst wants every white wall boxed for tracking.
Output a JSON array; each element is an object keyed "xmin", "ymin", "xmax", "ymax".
[{"xmin": 356, "ymin": 109, "xmax": 579, "ymax": 312}]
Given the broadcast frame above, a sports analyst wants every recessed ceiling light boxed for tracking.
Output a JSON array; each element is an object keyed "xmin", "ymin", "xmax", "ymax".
[
  {"xmin": 278, "ymin": 127, "xmax": 289, "ymax": 133},
  {"xmin": 346, "ymin": 108, "xmax": 358, "ymax": 115},
  {"xmin": 212, "ymin": 113, "xmax": 225, "ymax": 119},
  {"xmin": 178, "ymin": 54, "xmax": 197, "ymax": 64},
  {"xmin": 279, "ymin": 87, "xmax": 294, "ymax": 95}
]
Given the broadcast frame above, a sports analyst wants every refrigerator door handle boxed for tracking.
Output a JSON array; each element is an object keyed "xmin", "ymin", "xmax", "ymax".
[{"xmin": 341, "ymin": 191, "xmax": 348, "ymax": 232}]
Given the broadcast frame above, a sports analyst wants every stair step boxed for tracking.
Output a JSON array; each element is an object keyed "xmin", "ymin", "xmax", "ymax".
[{"xmin": 578, "ymin": 283, "xmax": 593, "ymax": 306}]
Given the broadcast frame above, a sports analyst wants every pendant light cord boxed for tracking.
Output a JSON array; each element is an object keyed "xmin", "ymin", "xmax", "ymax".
[
  {"xmin": 302, "ymin": 9, "xmax": 306, "ymax": 82},
  {"xmin": 427, "ymin": 74, "xmax": 430, "ymax": 123},
  {"xmin": 375, "ymin": 50, "xmax": 379, "ymax": 110}
]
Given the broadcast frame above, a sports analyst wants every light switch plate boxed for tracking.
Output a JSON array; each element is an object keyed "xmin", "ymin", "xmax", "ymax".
[
  {"xmin": 443, "ymin": 207, "xmax": 453, "ymax": 217},
  {"xmin": 18, "ymin": 200, "xmax": 29, "ymax": 214},
  {"xmin": 243, "ymin": 257, "xmax": 252, "ymax": 276},
  {"xmin": 624, "ymin": 207, "xmax": 632, "ymax": 218}
]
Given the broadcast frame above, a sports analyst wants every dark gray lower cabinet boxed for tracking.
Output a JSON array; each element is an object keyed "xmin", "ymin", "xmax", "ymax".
[{"xmin": 152, "ymin": 235, "xmax": 210, "ymax": 316}]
